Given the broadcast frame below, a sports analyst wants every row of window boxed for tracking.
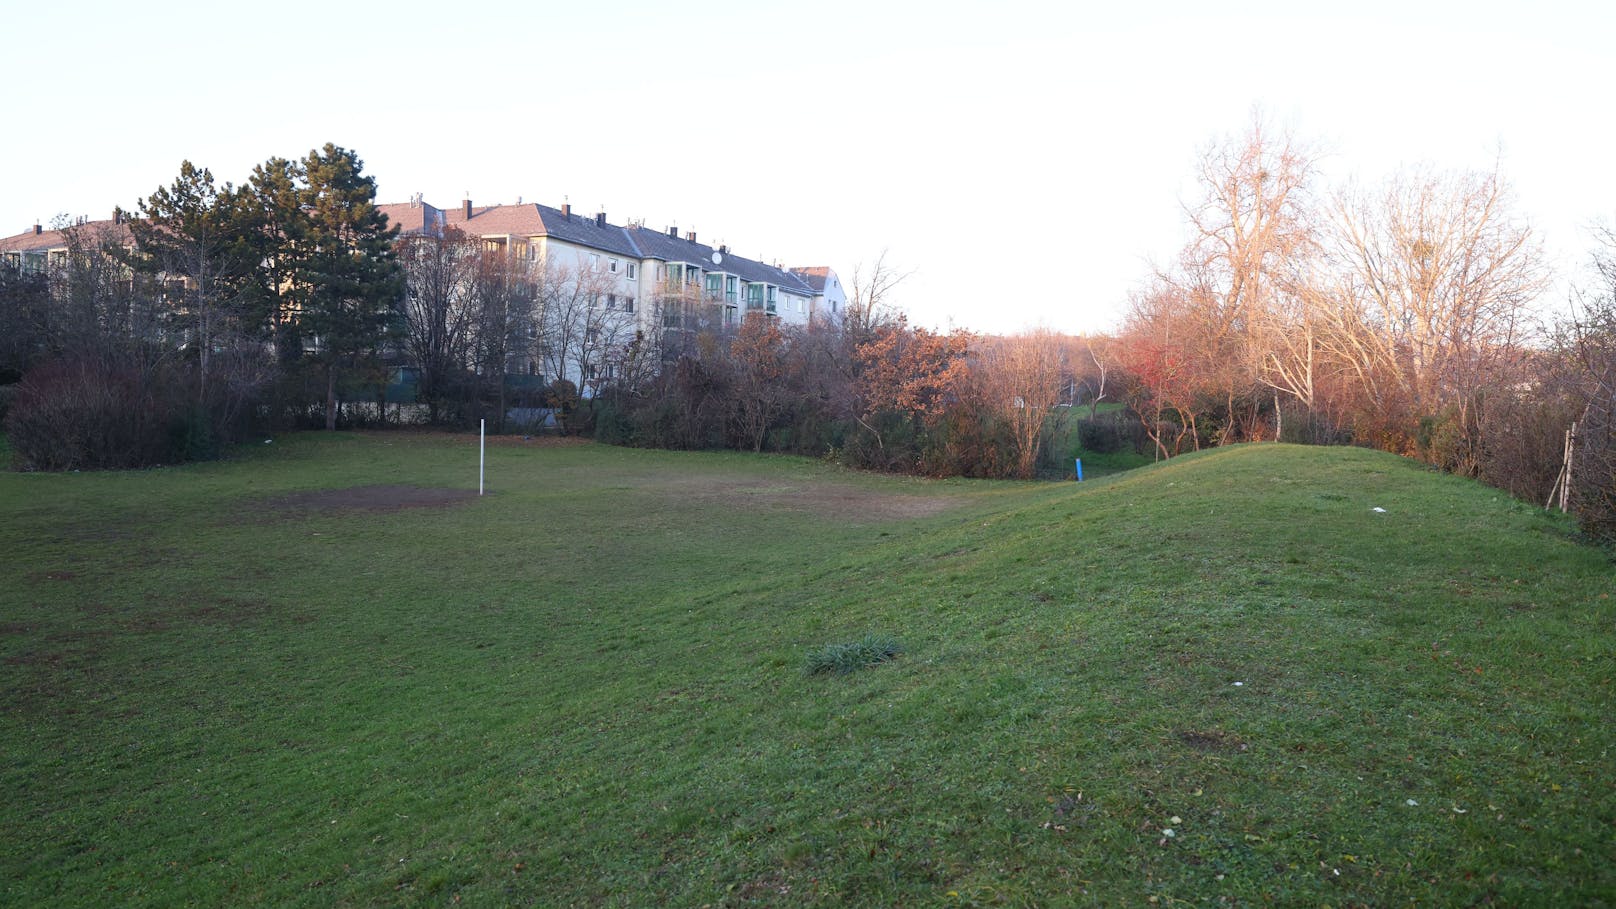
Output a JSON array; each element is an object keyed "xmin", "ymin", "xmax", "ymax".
[
  {"xmin": 581, "ymin": 250, "xmax": 630, "ymax": 276},
  {"xmin": 475, "ymin": 244, "xmax": 819, "ymax": 317}
]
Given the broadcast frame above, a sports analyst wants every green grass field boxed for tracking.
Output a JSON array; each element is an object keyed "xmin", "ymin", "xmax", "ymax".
[
  {"xmin": 1050, "ymin": 402, "xmax": 1156, "ymax": 478},
  {"xmin": 2, "ymin": 434, "xmax": 1612, "ymax": 906}
]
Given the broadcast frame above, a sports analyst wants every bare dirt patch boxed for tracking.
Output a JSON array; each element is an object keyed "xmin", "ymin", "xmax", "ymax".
[
  {"xmin": 355, "ymin": 430, "xmax": 588, "ymax": 449},
  {"xmin": 1178, "ymin": 729, "xmax": 1248, "ymax": 753},
  {"xmin": 662, "ymin": 476, "xmax": 957, "ymax": 521},
  {"xmin": 186, "ymin": 596, "xmax": 276, "ymax": 627},
  {"xmin": 48, "ymin": 523, "xmax": 137, "ymax": 545},
  {"xmin": 253, "ymin": 484, "xmax": 479, "ymax": 517}
]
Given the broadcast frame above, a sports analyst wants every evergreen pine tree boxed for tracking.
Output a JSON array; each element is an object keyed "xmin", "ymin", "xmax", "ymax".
[
  {"xmin": 128, "ymin": 161, "xmax": 256, "ymax": 407},
  {"xmin": 241, "ymin": 156, "xmax": 309, "ymax": 364},
  {"xmin": 295, "ymin": 144, "xmax": 404, "ymax": 430}
]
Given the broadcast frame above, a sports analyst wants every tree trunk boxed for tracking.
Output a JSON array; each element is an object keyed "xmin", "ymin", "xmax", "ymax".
[
  {"xmin": 496, "ymin": 374, "xmax": 507, "ymax": 434},
  {"xmin": 325, "ymin": 363, "xmax": 338, "ymax": 431}
]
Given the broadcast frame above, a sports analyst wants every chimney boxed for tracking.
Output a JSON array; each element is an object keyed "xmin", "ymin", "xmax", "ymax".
[
  {"xmin": 33, "ymin": 223, "xmax": 42, "ymax": 235},
  {"xmin": 595, "ymin": 212, "xmax": 606, "ymax": 227},
  {"xmin": 113, "ymin": 210, "xmax": 123, "ymax": 225},
  {"xmin": 686, "ymin": 231, "xmax": 697, "ymax": 244},
  {"xmin": 463, "ymin": 198, "xmax": 472, "ymax": 219},
  {"xmin": 719, "ymin": 244, "xmax": 728, "ymax": 255},
  {"xmin": 562, "ymin": 203, "xmax": 571, "ymax": 219},
  {"xmin": 667, "ymin": 225, "xmax": 677, "ymax": 238}
]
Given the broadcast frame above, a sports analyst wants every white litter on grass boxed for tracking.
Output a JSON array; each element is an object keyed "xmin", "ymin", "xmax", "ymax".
[
  {"xmin": 1372, "ymin": 506, "xmax": 1387, "ymax": 513},
  {"xmin": 1233, "ymin": 681, "xmax": 1244, "ymax": 687},
  {"xmin": 1162, "ymin": 828, "xmax": 1176, "ymax": 838},
  {"xmin": 1406, "ymin": 799, "xmax": 1419, "ymax": 807}
]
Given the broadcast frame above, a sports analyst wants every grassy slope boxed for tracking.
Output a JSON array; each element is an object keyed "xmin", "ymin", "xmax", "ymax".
[
  {"xmin": 1, "ymin": 436, "xmax": 1611, "ymax": 906},
  {"xmin": 1052, "ymin": 402, "xmax": 1156, "ymax": 477}
]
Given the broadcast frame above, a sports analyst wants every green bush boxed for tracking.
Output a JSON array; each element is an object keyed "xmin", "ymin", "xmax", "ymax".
[
  {"xmin": 1077, "ymin": 416, "xmax": 1124, "ymax": 453},
  {"xmin": 591, "ymin": 399, "xmax": 635, "ymax": 446},
  {"xmin": 805, "ymin": 634, "xmax": 903, "ymax": 675},
  {"xmin": 1417, "ymin": 404, "xmax": 1479, "ymax": 475}
]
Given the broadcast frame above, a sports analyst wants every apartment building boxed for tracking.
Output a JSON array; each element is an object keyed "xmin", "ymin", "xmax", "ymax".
[
  {"xmin": 379, "ymin": 197, "xmax": 841, "ymax": 330},
  {"xmin": 789, "ymin": 266, "xmax": 848, "ymax": 324},
  {"xmin": 0, "ymin": 216, "xmax": 132, "ymax": 273}
]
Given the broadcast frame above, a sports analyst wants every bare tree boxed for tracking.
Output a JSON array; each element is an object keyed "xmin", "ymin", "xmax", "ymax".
[
  {"xmin": 1117, "ymin": 280, "xmax": 1202, "ymax": 458},
  {"xmin": 1081, "ymin": 335, "xmax": 1113, "ymax": 420},
  {"xmin": 1323, "ymin": 162, "xmax": 1548, "ymax": 464},
  {"xmin": 51, "ymin": 218, "xmax": 167, "ymax": 364},
  {"xmin": 468, "ymin": 247, "xmax": 540, "ymax": 430},
  {"xmin": 1257, "ymin": 273, "xmax": 1332, "ymax": 439},
  {"xmin": 1174, "ymin": 114, "xmax": 1320, "ymax": 441},
  {"xmin": 1557, "ymin": 223, "xmax": 1616, "ymax": 537},
  {"xmin": 399, "ymin": 226, "xmax": 478, "ymax": 422},
  {"xmin": 726, "ymin": 313, "xmax": 791, "ymax": 452},
  {"xmin": 975, "ymin": 329, "xmax": 1070, "ymax": 478},
  {"xmin": 845, "ymin": 251, "xmax": 909, "ymax": 338}
]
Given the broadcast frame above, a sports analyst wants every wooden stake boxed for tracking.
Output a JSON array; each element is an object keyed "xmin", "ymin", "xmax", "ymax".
[
  {"xmin": 1557, "ymin": 420, "xmax": 1570, "ymax": 514},
  {"xmin": 1548, "ymin": 425, "xmax": 1573, "ymax": 512}
]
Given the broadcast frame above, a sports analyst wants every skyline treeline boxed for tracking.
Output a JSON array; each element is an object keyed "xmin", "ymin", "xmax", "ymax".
[{"xmin": 3, "ymin": 125, "xmax": 1616, "ymax": 540}]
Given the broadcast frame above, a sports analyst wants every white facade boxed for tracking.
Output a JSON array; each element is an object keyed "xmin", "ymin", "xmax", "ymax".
[{"xmin": 382, "ymin": 197, "xmax": 842, "ymax": 391}]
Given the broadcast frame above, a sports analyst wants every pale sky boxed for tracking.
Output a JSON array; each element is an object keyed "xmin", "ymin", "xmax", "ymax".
[{"xmin": 5, "ymin": 0, "xmax": 1613, "ymax": 334}]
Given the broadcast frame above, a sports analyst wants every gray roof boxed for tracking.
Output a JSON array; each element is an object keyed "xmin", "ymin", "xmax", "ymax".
[
  {"xmin": 790, "ymin": 268, "xmax": 829, "ymax": 293},
  {"xmin": 732, "ymin": 257, "xmax": 815, "ymax": 295},
  {"xmin": 423, "ymin": 200, "xmax": 814, "ymax": 292},
  {"xmin": 625, "ymin": 225, "xmax": 714, "ymax": 267},
  {"xmin": 626, "ymin": 225, "xmax": 813, "ymax": 293},
  {"xmin": 536, "ymin": 206, "xmax": 642, "ymax": 259}
]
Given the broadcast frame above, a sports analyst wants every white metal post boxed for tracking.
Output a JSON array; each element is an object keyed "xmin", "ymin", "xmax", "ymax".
[{"xmin": 480, "ymin": 419, "xmax": 486, "ymax": 496}]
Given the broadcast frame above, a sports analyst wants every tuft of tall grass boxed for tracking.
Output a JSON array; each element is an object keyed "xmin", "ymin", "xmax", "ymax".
[{"xmin": 804, "ymin": 634, "xmax": 902, "ymax": 675}]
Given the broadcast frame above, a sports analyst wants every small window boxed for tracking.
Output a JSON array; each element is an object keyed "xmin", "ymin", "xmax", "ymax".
[
  {"xmin": 609, "ymin": 258, "xmax": 618, "ymax": 273},
  {"xmin": 589, "ymin": 253, "xmax": 599, "ymax": 269},
  {"xmin": 627, "ymin": 263, "xmax": 637, "ymax": 279},
  {"xmin": 624, "ymin": 296, "xmax": 635, "ymax": 313},
  {"xmin": 608, "ymin": 293, "xmax": 617, "ymax": 309}
]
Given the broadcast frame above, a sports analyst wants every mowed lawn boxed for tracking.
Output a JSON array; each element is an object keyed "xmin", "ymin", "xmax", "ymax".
[{"xmin": 1, "ymin": 434, "xmax": 1612, "ymax": 906}]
